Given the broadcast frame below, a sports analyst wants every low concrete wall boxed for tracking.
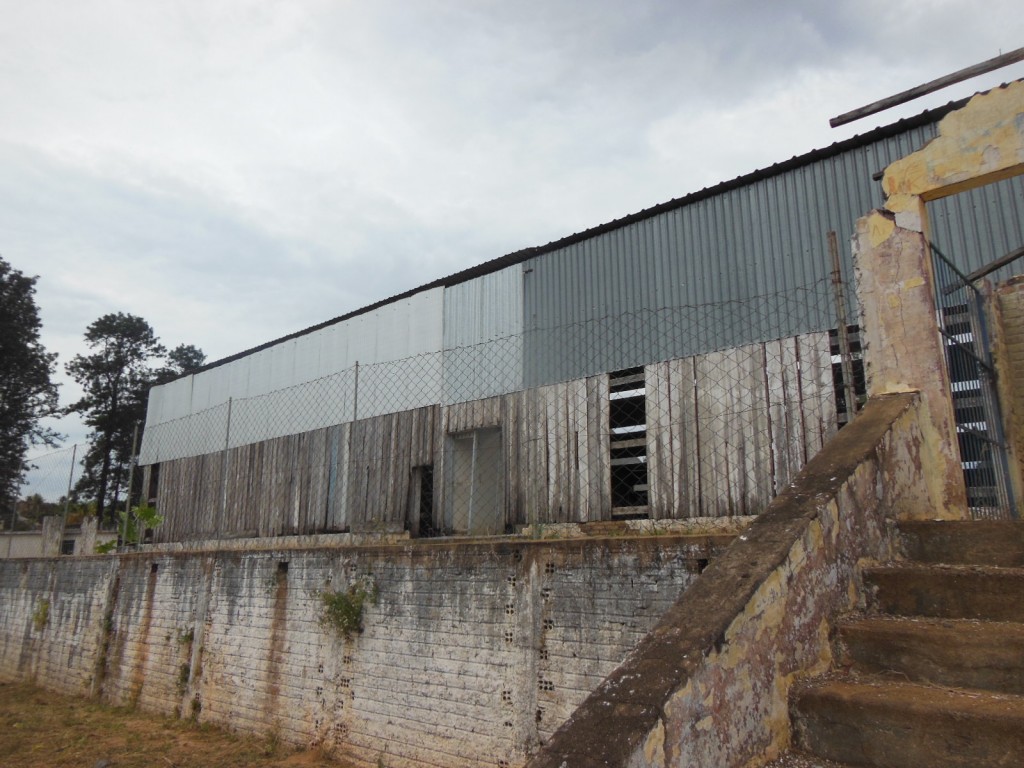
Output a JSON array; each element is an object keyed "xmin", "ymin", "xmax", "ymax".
[
  {"xmin": 0, "ymin": 530, "xmax": 730, "ymax": 767},
  {"xmin": 0, "ymin": 518, "xmax": 115, "ymax": 559},
  {"xmin": 528, "ymin": 392, "xmax": 925, "ymax": 768}
]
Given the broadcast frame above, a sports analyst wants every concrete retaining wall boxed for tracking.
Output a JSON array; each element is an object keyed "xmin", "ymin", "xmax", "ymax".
[{"xmin": 0, "ymin": 533, "xmax": 729, "ymax": 767}]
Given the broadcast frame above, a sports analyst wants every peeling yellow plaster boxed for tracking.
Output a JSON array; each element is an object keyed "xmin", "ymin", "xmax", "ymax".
[
  {"xmin": 903, "ymin": 276, "xmax": 925, "ymax": 289},
  {"xmin": 883, "ymin": 81, "xmax": 1024, "ymax": 205},
  {"xmin": 642, "ymin": 718, "xmax": 666, "ymax": 765},
  {"xmin": 867, "ymin": 212, "xmax": 895, "ymax": 247}
]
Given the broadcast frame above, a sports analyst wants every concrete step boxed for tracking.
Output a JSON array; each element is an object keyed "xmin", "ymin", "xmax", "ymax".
[
  {"xmin": 838, "ymin": 616, "xmax": 1024, "ymax": 694},
  {"xmin": 863, "ymin": 563, "xmax": 1024, "ymax": 621},
  {"xmin": 792, "ymin": 678, "xmax": 1024, "ymax": 768},
  {"xmin": 900, "ymin": 520, "xmax": 1024, "ymax": 567}
]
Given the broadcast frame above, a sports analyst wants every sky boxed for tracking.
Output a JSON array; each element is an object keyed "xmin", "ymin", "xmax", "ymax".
[{"xmin": 5, "ymin": 0, "xmax": 1024, "ymax": 470}]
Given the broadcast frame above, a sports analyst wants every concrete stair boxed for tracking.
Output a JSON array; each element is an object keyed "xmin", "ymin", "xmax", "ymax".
[{"xmin": 787, "ymin": 520, "xmax": 1024, "ymax": 768}]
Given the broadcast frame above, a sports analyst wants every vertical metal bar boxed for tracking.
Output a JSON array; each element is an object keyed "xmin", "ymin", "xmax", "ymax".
[
  {"xmin": 61, "ymin": 443, "xmax": 77, "ymax": 531},
  {"xmin": 219, "ymin": 397, "xmax": 233, "ymax": 539},
  {"xmin": 931, "ymin": 243, "xmax": 1016, "ymax": 519},
  {"xmin": 969, "ymin": 288, "xmax": 1017, "ymax": 515},
  {"xmin": 126, "ymin": 425, "xmax": 141, "ymax": 548},
  {"xmin": 121, "ymin": 426, "xmax": 139, "ymax": 550},
  {"xmin": 468, "ymin": 432, "xmax": 478, "ymax": 535},
  {"xmin": 353, "ymin": 361, "xmax": 360, "ymax": 421},
  {"xmin": 828, "ymin": 231, "xmax": 858, "ymax": 418}
]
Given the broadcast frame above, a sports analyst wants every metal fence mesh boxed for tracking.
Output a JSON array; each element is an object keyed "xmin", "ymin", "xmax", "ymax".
[
  {"xmin": 13, "ymin": 276, "xmax": 870, "ymax": 542},
  {"xmin": 131, "ymin": 276, "xmax": 864, "ymax": 543}
]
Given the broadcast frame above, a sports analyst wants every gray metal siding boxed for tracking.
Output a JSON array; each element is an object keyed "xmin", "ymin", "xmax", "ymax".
[
  {"xmin": 522, "ymin": 124, "xmax": 940, "ymax": 386},
  {"xmin": 442, "ymin": 267, "xmax": 524, "ymax": 404},
  {"xmin": 928, "ymin": 173, "xmax": 1024, "ymax": 282}
]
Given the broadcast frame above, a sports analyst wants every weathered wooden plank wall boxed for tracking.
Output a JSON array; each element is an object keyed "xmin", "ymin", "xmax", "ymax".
[
  {"xmin": 152, "ymin": 335, "xmax": 835, "ymax": 542},
  {"xmin": 645, "ymin": 333, "xmax": 835, "ymax": 518}
]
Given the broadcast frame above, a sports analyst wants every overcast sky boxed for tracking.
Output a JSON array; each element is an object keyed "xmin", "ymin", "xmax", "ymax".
[{"xmin": 5, "ymin": 0, "xmax": 1024, "ymax": 464}]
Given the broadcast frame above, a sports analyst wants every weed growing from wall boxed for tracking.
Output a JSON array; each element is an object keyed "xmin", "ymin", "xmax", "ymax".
[
  {"xmin": 319, "ymin": 578, "xmax": 377, "ymax": 639},
  {"xmin": 32, "ymin": 598, "xmax": 50, "ymax": 631}
]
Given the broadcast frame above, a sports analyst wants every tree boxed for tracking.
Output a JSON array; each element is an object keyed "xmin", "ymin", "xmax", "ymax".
[
  {"xmin": 0, "ymin": 256, "xmax": 60, "ymax": 515},
  {"xmin": 65, "ymin": 314, "xmax": 205, "ymax": 524},
  {"xmin": 155, "ymin": 344, "xmax": 206, "ymax": 385},
  {"xmin": 66, "ymin": 313, "xmax": 165, "ymax": 523}
]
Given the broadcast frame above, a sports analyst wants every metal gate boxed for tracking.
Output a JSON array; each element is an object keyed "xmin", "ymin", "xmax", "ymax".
[{"xmin": 931, "ymin": 244, "xmax": 1017, "ymax": 519}]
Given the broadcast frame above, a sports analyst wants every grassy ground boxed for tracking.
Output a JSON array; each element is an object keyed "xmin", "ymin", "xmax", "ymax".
[{"xmin": 0, "ymin": 680, "xmax": 354, "ymax": 768}]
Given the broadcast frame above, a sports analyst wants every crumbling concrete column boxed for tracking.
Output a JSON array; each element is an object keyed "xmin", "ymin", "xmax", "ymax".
[
  {"xmin": 992, "ymin": 277, "xmax": 1024, "ymax": 513},
  {"xmin": 79, "ymin": 516, "xmax": 99, "ymax": 556},
  {"xmin": 853, "ymin": 211, "xmax": 967, "ymax": 519},
  {"xmin": 854, "ymin": 80, "xmax": 1024, "ymax": 520},
  {"xmin": 41, "ymin": 515, "xmax": 63, "ymax": 557}
]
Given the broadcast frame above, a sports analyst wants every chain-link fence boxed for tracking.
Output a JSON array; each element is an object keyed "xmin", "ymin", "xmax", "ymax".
[
  {"xmin": 7, "ymin": 444, "xmax": 86, "ymax": 531},
  {"xmin": 135, "ymin": 275, "xmax": 865, "ymax": 544}
]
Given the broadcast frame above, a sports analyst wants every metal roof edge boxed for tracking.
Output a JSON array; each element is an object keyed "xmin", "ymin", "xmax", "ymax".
[{"xmin": 183, "ymin": 90, "xmax": 984, "ymax": 380}]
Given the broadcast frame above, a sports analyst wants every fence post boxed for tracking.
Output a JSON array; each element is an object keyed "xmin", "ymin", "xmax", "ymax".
[
  {"xmin": 353, "ymin": 361, "xmax": 360, "ymax": 421},
  {"xmin": 60, "ymin": 443, "xmax": 77, "ymax": 540},
  {"xmin": 829, "ymin": 231, "xmax": 858, "ymax": 419},
  {"xmin": 218, "ymin": 397, "xmax": 233, "ymax": 540},
  {"xmin": 120, "ymin": 425, "xmax": 139, "ymax": 550}
]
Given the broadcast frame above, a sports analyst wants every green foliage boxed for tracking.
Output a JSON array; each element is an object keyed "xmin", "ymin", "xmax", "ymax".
[
  {"xmin": 65, "ymin": 313, "xmax": 205, "ymax": 524},
  {"xmin": 0, "ymin": 257, "xmax": 61, "ymax": 514},
  {"xmin": 32, "ymin": 598, "xmax": 50, "ymax": 631},
  {"xmin": 319, "ymin": 579, "xmax": 377, "ymax": 639},
  {"xmin": 177, "ymin": 663, "xmax": 191, "ymax": 695},
  {"xmin": 65, "ymin": 313, "xmax": 164, "ymax": 523},
  {"xmin": 95, "ymin": 504, "xmax": 164, "ymax": 553}
]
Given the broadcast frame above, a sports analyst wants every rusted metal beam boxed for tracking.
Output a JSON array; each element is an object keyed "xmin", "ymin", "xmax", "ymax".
[
  {"xmin": 962, "ymin": 244, "xmax": 1024, "ymax": 285},
  {"xmin": 830, "ymin": 47, "xmax": 1024, "ymax": 128}
]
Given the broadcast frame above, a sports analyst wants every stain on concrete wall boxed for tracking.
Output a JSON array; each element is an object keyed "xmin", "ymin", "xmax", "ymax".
[{"xmin": 0, "ymin": 535, "xmax": 727, "ymax": 768}]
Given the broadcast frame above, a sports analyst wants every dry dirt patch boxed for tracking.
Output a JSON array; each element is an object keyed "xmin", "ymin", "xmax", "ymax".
[{"xmin": 0, "ymin": 681, "xmax": 354, "ymax": 768}]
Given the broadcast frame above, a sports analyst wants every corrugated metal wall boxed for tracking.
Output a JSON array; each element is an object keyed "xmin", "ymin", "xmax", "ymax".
[
  {"xmin": 442, "ymin": 266, "xmax": 524, "ymax": 405},
  {"xmin": 143, "ymin": 119, "xmax": 963, "ymax": 463},
  {"xmin": 928, "ymin": 173, "xmax": 1024, "ymax": 281},
  {"xmin": 522, "ymin": 124, "xmax": 939, "ymax": 386},
  {"xmin": 140, "ymin": 288, "xmax": 445, "ymax": 464}
]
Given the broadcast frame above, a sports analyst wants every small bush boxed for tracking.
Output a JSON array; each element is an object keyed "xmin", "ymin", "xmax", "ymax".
[{"xmin": 319, "ymin": 580, "xmax": 377, "ymax": 639}]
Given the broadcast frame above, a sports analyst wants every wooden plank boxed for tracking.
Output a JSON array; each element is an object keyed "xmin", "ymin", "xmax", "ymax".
[
  {"xmin": 797, "ymin": 332, "xmax": 836, "ymax": 459},
  {"xmin": 645, "ymin": 361, "xmax": 672, "ymax": 520},
  {"xmin": 741, "ymin": 342, "xmax": 774, "ymax": 515},
  {"xmin": 591, "ymin": 374, "xmax": 612, "ymax": 520},
  {"xmin": 503, "ymin": 394, "xmax": 521, "ymax": 527},
  {"xmin": 547, "ymin": 383, "xmax": 568, "ymax": 523},
  {"xmin": 695, "ymin": 348, "xmax": 736, "ymax": 517},
  {"xmin": 345, "ymin": 420, "xmax": 366, "ymax": 530},
  {"xmin": 564, "ymin": 379, "xmax": 584, "ymax": 523},
  {"xmin": 326, "ymin": 423, "xmax": 348, "ymax": 531},
  {"xmin": 830, "ymin": 47, "xmax": 1024, "ymax": 127},
  {"xmin": 764, "ymin": 338, "xmax": 789, "ymax": 495},
  {"xmin": 781, "ymin": 335, "xmax": 807, "ymax": 479},
  {"xmin": 523, "ymin": 387, "xmax": 545, "ymax": 527},
  {"xmin": 675, "ymin": 357, "xmax": 701, "ymax": 518}
]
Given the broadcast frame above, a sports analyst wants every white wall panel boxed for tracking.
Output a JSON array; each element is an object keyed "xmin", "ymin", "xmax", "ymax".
[
  {"xmin": 141, "ymin": 287, "xmax": 445, "ymax": 463},
  {"xmin": 442, "ymin": 267, "xmax": 524, "ymax": 404}
]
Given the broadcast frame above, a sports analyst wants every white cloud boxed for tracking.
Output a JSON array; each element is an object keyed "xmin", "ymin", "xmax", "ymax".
[{"xmin": 3, "ymin": 0, "xmax": 1024, "ymax": 475}]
